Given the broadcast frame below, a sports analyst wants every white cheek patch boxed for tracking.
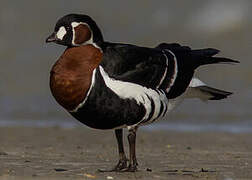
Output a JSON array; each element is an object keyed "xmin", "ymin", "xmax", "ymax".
[{"xmin": 56, "ymin": 26, "xmax": 67, "ymax": 40}]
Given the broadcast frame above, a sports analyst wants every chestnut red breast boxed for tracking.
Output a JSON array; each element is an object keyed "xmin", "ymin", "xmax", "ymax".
[{"xmin": 46, "ymin": 14, "xmax": 103, "ymax": 111}]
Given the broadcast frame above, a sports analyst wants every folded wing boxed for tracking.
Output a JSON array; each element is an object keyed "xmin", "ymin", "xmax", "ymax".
[{"xmin": 101, "ymin": 42, "xmax": 238, "ymax": 99}]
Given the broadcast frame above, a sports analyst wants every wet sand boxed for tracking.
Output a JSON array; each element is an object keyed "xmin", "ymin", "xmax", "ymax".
[{"xmin": 0, "ymin": 127, "xmax": 252, "ymax": 180}]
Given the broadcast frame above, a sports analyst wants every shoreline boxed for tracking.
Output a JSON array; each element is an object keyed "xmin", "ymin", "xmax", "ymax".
[
  {"xmin": 0, "ymin": 127, "xmax": 252, "ymax": 179},
  {"xmin": 1, "ymin": 118, "xmax": 252, "ymax": 134}
]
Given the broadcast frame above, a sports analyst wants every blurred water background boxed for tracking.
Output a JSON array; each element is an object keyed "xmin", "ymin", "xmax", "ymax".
[{"xmin": 0, "ymin": 0, "xmax": 251, "ymax": 133}]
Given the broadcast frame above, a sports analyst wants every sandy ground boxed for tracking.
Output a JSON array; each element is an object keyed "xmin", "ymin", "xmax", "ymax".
[{"xmin": 0, "ymin": 127, "xmax": 251, "ymax": 180}]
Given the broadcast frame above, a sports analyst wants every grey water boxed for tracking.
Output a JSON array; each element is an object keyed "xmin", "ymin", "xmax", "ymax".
[
  {"xmin": 0, "ymin": 0, "xmax": 251, "ymax": 133},
  {"xmin": 1, "ymin": 117, "xmax": 252, "ymax": 134}
]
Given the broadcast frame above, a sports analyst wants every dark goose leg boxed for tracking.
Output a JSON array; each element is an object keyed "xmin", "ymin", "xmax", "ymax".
[
  {"xmin": 98, "ymin": 129, "xmax": 128, "ymax": 172},
  {"xmin": 123, "ymin": 127, "xmax": 138, "ymax": 172}
]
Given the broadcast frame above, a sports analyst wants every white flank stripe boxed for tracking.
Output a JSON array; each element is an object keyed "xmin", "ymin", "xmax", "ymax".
[
  {"xmin": 151, "ymin": 90, "xmax": 168, "ymax": 123},
  {"xmin": 99, "ymin": 66, "xmax": 168, "ymax": 125},
  {"xmin": 69, "ymin": 69, "xmax": 97, "ymax": 112},
  {"xmin": 157, "ymin": 51, "xmax": 169, "ymax": 88},
  {"xmin": 159, "ymin": 90, "xmax": 169, "ymax": 118}
]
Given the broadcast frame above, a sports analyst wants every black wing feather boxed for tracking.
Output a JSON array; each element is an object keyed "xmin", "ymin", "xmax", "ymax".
[
  {"xmin": 100, "ymin": 42, "xmax": 238, "ymax": 100},
  {"xmin": 101, "ymin": 42, "xmax": 169, "ymax": 89}
]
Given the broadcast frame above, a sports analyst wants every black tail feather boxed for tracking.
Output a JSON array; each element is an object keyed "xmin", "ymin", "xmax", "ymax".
[
  {"xmin": 191, "ymin": 48, "xmax": 220, "ymax": 57},
  {"xmin": 156, "ymin": 43, "xmax": 240, "ymax": 66},
  {"xmin": 197, "ymin": 86, "xmax": 233, "ymax": 100},
  {"xmin": 195, "ymin": 54, "xmax": 239, "ymax": 67},
  {"xmin": 155, "ymin": 43, "xmax": 238, "ymax": 99},
  {"xmin": 156, "ymin": 43, "xmax": 191, "ymax": 52}
]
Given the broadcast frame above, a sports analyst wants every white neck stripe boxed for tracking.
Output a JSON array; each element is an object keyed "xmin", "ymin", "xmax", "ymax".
[{"xmin": 71, "ymin": 22, "xmax": 102, "ymax": 52}]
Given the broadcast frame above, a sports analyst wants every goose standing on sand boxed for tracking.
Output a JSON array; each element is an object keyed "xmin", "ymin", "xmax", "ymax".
[{"xmin": 46, "ymin": 14, "xmax": 238, "ymax": 172}]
